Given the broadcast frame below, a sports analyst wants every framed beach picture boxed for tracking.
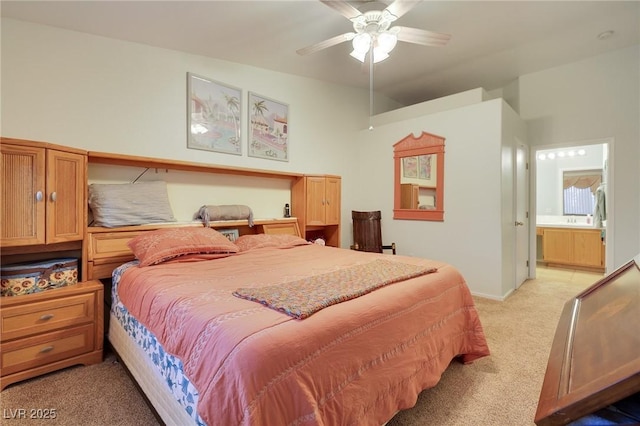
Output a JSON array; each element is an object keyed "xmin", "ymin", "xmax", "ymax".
[
  {"xmin": 402, "ymin": 156, "xmax": 418, "ymax": 178},
  {"xmin": 187, "ymin": 73, "xmax": 242, "ymax": 155},
  {"xmin": 418, "ymin": 154, "xmax": 432, "ymax": 180},
  {"xmin": 248, "ymin": 92, "xmax": 289, "ymax": 161}
]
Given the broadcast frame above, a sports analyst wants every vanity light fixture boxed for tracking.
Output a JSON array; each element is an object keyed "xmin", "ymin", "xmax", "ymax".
[{"xmin": 538, "ymin": 148, "xmax": 589, "ymax": 161}]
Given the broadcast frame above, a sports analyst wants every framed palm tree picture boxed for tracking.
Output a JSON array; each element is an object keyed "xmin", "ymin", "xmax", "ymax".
[
  {"xmin": 187, "ymin": 73, "xmax": 242, "ymax": 155},
  {"xmin": 248, "ymin": 92, "xmax": 289, "ymax": 161}
]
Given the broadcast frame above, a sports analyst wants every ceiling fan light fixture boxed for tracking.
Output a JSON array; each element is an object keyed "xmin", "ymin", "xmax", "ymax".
[
  {"xmin": 372, "ymin": 48, "xmax": 389, "ymax": 63},
  {"xmin": 352, "ymin": 33, "xmax": 372, "ymax": 54},
  {"xmin": 350, "ymin": 31, "xmax": 396, "ymax": 63},
  {"xmin": 350, "ymin": 49, "xmax": 367, "ymax": 62},
  {"xmin": 376, "ymin": 31, "xmax": 397, "ymax": 53}
]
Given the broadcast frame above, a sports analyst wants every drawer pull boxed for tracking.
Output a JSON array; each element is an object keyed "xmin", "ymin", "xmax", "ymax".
[
  {"xmin": 39, "ymin": 346, "xmax": 54, "ymax": 353},
  {"xmin": 39, "ymin": 314, "xmax": 54, "ymax": 321}
]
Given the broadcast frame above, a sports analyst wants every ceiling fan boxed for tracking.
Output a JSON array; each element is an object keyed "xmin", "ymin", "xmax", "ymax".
[{"xmin": 296, "ymin": 0, "xmax": 451, "ymax": 64}]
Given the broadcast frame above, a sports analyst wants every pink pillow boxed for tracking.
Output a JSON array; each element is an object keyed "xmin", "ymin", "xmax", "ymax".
[
  {"xmin": 127, "ymin": 227, "xmax": 239, "ymax": 266},
  {"xmin": 161, "ymin": 253, "xmax": 232, "ymax": 264},
  {"xmin": 234, "ymin": 234, "xmax": 310, "ymax": 252}
]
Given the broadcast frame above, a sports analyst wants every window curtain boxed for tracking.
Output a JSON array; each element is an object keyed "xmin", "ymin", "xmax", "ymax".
[{"xmin": 563, "ymin": 171, "xmax": 601, "ymax": 194}]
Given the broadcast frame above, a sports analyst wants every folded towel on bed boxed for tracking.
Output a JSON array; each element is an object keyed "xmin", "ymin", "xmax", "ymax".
[
  {"xmin": 233, "ymin": 259, "xmax": 437, "ymax": 319},
  {"xmin": 194, "ymin": 204, "xmax": 254, "ymax": 227}
]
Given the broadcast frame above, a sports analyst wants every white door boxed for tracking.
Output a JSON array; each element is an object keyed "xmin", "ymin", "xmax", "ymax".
[{"xmin": 515, "ymin": 143, "xmax": 530, "ymax": 288}]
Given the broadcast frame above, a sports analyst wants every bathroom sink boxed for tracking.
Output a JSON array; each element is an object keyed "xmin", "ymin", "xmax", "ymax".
[{"xmin": 537, "ymin": 223, "xmax": 601, "ymax": 229}]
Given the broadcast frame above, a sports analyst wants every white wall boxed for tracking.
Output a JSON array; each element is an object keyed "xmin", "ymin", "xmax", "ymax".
[
  {"xmin": 519, "ymin": 46, "xmax": 640, "ymax": 271},
  {"xmin": 0, "ymin": 18, "xmax": 374, "ymax": 220},
  {"xmin": 0, "ymin": 18, "xmax": 401, "ymax": 228},
  {"xmin": 350, "ymin": 99, "xmax": 508, "ymax": 298}
]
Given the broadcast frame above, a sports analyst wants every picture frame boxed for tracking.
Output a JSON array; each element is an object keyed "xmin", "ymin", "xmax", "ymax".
[
  {"xmin": 418, "ymin": 154, "xmax": 432, "ymax": 180},
  {"xmin": 187, "ymin": 72, "xmax": 242, "ymax": 155},
  {"xmin": 248, "ymin": 92, "xmax": 289, "ymax": 161},
  {"xmin": 219, "ymin": 228, "xmax": 239, "ymax": 242},
  {"xmin": 402, "ymin": 156, "xmax": 418, "ymax": 178}
]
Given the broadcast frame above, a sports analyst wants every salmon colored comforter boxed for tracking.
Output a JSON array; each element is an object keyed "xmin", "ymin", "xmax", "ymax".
[{"xmin": 117, "ymin": 245, "xmax": 490, "ymax": 426}]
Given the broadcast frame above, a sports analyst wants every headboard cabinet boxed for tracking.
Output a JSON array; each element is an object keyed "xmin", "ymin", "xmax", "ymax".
[
  {"xmin": 83, "ymin": 150, "xmax": 340, "ymax": 280},
  {"xmin": 1, "ymin": 139, "xmax": 341, "ymax": 280},
  {"xmin": 1, "ymin": 137, "xmax": 87, "ymax": 252},
  {"xmin": 84, "ymin": 218, "xmax": 300, "ymax": 280}
]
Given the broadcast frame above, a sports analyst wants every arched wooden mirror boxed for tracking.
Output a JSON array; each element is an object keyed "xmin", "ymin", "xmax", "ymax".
[{"xmin": 393, "ymin": 131, "xmax": 445, "ymax": 221}]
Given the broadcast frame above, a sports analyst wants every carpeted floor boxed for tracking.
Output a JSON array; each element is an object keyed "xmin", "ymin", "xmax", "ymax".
[{"xmin": 0, "ymin": 267, "xmax": 601, "ymax": 425}]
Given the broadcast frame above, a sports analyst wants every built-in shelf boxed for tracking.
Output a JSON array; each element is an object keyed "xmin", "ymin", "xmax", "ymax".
[{"xmin": 88, "ymin": 151, "xmax": 303, "ymax": 180}]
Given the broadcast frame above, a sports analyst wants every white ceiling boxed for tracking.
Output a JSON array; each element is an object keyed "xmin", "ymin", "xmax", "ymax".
[{"xmin": 2, "ymin": 1, "xmax": 639, "ymax": 106}]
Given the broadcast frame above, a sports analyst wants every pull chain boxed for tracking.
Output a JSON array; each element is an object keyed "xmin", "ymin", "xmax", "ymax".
[{"xmin": 369, "ymin": 45, "xmax": 374, "ymax": 131}]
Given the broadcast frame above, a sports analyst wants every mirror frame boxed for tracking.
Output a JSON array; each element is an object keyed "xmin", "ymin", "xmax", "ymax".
[{"xmin": 393, "ymin": 131, "xmax": 445, "ymax": 221}]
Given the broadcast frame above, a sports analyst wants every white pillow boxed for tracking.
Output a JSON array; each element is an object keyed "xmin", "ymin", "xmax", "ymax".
[{"xmin": 88, "ymin": 181, "xmax": 176, "ymax": 227}]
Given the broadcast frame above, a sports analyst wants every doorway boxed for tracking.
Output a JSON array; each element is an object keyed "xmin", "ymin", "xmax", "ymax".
[
  {"xmin": 532, "ymin": 139, "xmax": 611, "ymax": 277},
  {"xmin": 515, "ymin": 142, "xmax": 529, "ymax": 289}
]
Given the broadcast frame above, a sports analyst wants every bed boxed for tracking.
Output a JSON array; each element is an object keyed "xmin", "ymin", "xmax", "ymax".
[{"xmin": 103, "ymin": 225, "xmax": 489, "ymax": 425}]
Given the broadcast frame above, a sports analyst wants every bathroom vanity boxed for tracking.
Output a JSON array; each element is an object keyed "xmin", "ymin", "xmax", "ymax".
[{"xmin": 537, "ymin": 225, "xmax": 605, "ymax": 272}]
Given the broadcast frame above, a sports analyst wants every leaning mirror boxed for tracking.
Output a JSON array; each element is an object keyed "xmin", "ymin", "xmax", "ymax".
[{"xmin": 393, "ymin": 131, "xmax": 445, "ymax": 221}]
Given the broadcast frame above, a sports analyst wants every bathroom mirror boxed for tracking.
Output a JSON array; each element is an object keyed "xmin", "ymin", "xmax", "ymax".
[{"xmin": 393, "ymin": 131, "xmax": 445, "ymax": 221}]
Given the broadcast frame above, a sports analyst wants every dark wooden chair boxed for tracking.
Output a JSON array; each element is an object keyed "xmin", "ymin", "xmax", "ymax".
[{"xmin": 351, "ymin": 210, "xmax": 396, "ymax": 255}]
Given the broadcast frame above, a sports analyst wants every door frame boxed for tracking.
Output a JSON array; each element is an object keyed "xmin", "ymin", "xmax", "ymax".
[
  {"xmin": 529, "ymin": 137, "xmax": 613, "ymax": 277},
  {"xmin": 515, "ymin": 142, "xmax": 530, "ymax": 289}
]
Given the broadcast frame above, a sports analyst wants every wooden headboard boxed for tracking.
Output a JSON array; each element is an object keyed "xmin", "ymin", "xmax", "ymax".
[
  {"xmin": 83, "ymin": 218, "xmax": 300, "ymax": 280},
  {"xmin": 83, "ymin": 150, "xmax": 306, "ymax": 281}
]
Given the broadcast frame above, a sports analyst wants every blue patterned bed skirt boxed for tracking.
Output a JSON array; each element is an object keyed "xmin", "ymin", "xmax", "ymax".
[{"xmin": 112, "ymin": 262, "xmax": 206, "ymax": 426}]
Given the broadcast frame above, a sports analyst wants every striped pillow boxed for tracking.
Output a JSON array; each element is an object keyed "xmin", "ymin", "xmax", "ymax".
[{"xmin": 88, "ymin": 181, "xmax": 176, "ymax": 227}]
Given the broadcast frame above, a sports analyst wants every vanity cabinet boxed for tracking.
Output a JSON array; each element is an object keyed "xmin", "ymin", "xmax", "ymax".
[
  {"xmin": 541, "ymin": 227, "xmax": 604, "ymax": 271},
  {"xmin": 291, "ymin": 175, "xmax": 341, "ymax": 247},
  {"xmin": 1, "ymin": 139, "xmax": 86, "ymax": 248}
]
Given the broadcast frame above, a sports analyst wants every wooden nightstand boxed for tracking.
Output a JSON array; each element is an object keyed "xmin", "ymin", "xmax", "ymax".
[{"xmin": 0, "ymin": 280, "xmax": 104, "ymax": 390}]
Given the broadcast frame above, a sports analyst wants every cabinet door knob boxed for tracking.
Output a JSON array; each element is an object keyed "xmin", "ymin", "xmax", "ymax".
[
  {"xmin": 39, "ymin": 314, "xmax": 54, "ymax": 321},
  {"xmin": 50, "ymin": 191, "xmax": 57, "ymax": 202},
  {"xmin": 35, "ymin": 191, "xmax": 43, "ymax": 202},
  {"xmin": 39, "ymin": 346, "xmax": 54, "ymax": 354},
  {"xmin": 515, "ymin": 221, "xmax": 524, "ymax": 226}
]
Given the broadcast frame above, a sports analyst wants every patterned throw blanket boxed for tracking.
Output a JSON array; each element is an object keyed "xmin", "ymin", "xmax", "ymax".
[{"xmin": 233, "ymin": 259, "xmax": 437, "ymax": 319}]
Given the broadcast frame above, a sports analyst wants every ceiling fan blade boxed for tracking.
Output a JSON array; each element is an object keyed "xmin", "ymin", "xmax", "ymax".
[
  {"xmin": 320, "ymin": 0, "xmax": 362, "ymax": 20},
  {"xmin": 394, "ymin": 26, "xmax": 451, "ymax": 46},
  {"xmin": 384, "ymin": 0, "xmax": 422, "ymax": 19},
  {"xmin": 296, "ymin": 32, "xmax": 356, "ymax": 56}
]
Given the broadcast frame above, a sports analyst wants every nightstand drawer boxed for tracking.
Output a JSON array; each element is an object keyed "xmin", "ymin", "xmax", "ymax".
[
  {"xmin": 1, "ymin": 293, "xmax": 95, "ymax": 341},
  {"xmin": 1, "ymin": 324, "xmax": 95, "ymax": 376}
]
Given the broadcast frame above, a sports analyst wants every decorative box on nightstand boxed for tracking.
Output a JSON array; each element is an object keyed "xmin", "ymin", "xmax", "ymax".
[{"xmin": 0, "ymin": 280, "xmax": 104, "ymax": 390}]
